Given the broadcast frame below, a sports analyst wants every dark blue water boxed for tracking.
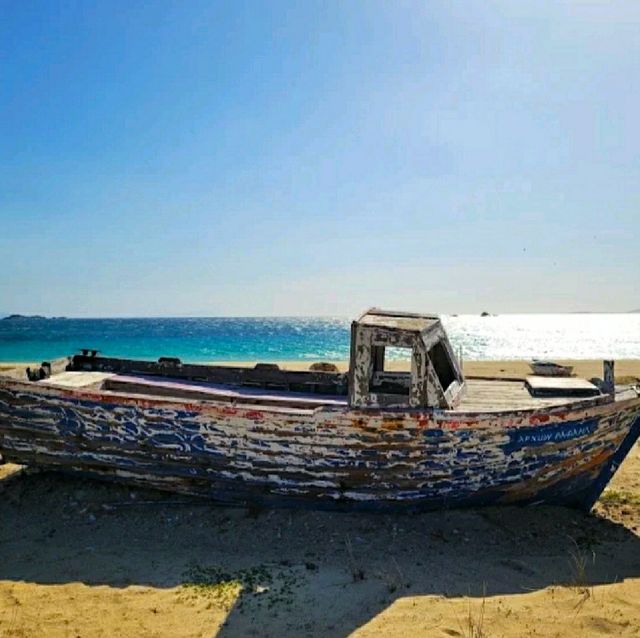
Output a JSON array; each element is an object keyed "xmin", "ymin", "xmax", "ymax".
[{"xmin": 1, "ymin": 314, "xmax": 638, "ymax": 363}]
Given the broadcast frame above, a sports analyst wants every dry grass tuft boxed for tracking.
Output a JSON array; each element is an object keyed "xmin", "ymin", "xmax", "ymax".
[{"xmin": 458, "ymin": 590, "xmax": 488, "ymax": 638}]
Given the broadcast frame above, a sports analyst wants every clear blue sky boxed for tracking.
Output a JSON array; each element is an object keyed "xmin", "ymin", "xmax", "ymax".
[{"xmin": 1, "ymin": 1, "xmax": 638, "ymax": 316}]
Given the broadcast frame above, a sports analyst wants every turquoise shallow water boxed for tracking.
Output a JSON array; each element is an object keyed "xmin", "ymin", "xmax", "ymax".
[{"xmin": 0, "ymin": 314, "xmax": 639, "ymax": 363}]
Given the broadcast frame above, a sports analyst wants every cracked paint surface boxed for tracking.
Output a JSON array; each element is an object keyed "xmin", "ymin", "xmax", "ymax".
[{"xmin": 1, "ymin": 379, "xmax": 639, "ymax": 512}]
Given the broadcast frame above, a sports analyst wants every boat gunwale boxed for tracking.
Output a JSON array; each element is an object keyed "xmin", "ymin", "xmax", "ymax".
[{"xmin": 1, "ymin": 375, "xmax": 637, "ymax": 426}]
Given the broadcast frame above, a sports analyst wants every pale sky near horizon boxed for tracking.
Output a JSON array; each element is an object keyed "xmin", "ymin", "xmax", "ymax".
[{"xmin": 1, "ymin": 1, "xmax": 639, "ymax": 317}]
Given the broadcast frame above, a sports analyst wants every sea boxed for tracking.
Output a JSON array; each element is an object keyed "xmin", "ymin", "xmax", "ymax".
[{"xmin": 0, "ymin": 314, "xmax": 638, "ymax": 363}]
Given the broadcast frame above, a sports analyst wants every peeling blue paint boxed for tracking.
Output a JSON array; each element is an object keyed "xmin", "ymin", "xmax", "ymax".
[{"xmin": 1, "ymin": 381, "xmax": 639, "ymax": 512}]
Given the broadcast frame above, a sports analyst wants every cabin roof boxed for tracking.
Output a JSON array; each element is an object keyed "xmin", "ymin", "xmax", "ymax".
[{"xmin": 356, "ymin": 308, "xmax": 441, "ymax": 334}]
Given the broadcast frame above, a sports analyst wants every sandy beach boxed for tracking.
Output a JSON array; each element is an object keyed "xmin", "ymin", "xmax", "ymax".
[
  {"xmin": 1, "ymin": 359, "xmax": 639, "ymax": 637},
  {"xmin": 204, "ymin": 359, "xmax": 640, "ymax": 382}
]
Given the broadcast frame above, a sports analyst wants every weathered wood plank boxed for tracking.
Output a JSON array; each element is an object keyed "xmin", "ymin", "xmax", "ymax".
[
  {"xmin": 103, "ymin": 375, "xmax": 348, "ymax": 408},
  {"xmin": 69, "ymin": 354, "xmax": 349, "ymax": 395}
]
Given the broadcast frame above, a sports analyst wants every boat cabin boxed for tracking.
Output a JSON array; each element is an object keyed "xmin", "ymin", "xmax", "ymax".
[{"xmin": 349, "ymin": 308, "xmax": 465, "ymax": 409}]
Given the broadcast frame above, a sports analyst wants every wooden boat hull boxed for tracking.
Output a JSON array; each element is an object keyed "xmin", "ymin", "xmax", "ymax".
[{"xmin": 1, "ymin": 379, "xmax": 639, "ymax": 512}]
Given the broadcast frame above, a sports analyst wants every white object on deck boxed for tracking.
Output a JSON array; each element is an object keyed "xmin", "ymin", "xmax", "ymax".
[
  {"xmin": 41, "ymin": 371, "xmax": 116, "ymax": 388},
  {"xmin": 525, "ymin": 375, "xmax": 600, "ymax": 398}
]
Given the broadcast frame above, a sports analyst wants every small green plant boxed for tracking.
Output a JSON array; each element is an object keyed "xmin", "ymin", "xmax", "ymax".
[
  {"xmin": 599, "ymin": 489, "xmax": 640, "ymax": 506},
  {"xmin": 181, "ymin": 565, "xmax": 244, "ymax": 610},
  {"xmin": 181, "ymin": 562, "xmax": 303, "ymax": 612}
]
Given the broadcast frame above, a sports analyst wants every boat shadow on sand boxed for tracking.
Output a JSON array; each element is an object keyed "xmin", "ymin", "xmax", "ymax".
[{"xmin": 1, "ymin": 468, "xmax": 639, "ymax": 637}]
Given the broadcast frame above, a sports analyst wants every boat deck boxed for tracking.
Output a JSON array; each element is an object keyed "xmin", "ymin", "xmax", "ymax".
[{"xmin": 39, "ymin": 371, "xmax": 608, "ymax": 413}]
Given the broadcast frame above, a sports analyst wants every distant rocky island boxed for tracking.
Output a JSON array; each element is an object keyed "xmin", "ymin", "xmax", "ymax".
[
  {"xmin": 1, "ymin": 314, "xmax": 67, "ymax": 321},
  {"xmin": 2, "ymin": 314, "xmax": 47, "ymax": 321}
]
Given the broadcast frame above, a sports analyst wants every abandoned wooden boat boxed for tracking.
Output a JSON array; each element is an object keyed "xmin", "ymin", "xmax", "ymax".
[{"xmin": 1, "ymin": 308, "xmax": 639, "ymax": 512}]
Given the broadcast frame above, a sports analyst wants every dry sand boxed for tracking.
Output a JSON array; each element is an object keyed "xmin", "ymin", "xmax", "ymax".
[
  {"xmin": 206, "ymin": 359, "xmax": 640, "ymax": 383},
  {"xmin": 1, "ymin": 360, "xmax": 640, "ymax": 637}
]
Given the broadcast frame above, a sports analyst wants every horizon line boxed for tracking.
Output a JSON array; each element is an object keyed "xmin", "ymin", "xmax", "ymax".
[{"xmin": 2, "ymin": 311, "xmax": 639, "ymax": 320}]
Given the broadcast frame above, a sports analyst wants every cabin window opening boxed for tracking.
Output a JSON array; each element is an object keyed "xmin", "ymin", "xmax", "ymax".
[
  {"xmin": 369, "ymin": 346, "xmax": 412, "ymax": 401},
  {"xmin": 372, "ymin": 345, "xmax": 385, "ymax": 373},
  {"xmin": 384, "ymin": 347, "xmax": 412, "ymax": 369},
  {"xmin": 429, "ymin": 341, "xmax": 456, "ymax": 391}
]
